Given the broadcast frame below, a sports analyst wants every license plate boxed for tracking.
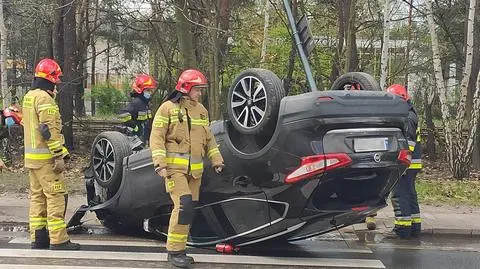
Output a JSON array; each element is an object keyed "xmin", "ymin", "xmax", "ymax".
[{"xmin": 353, "ymin": 137, "xmax": 389, "ymax": 152}]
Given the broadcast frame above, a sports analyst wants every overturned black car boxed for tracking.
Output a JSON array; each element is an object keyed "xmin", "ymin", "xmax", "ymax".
[{"xmin": 69, "ymin": 68, "xmax": 411, "ymax": 247}]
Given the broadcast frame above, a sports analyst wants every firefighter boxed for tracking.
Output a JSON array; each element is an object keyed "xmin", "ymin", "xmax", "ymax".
[
  {"xmin": 118, "ymin": 74, "xmax": 157, "ymax": 144},
  {"xmin": 22, "ymin": 58, "xmax": 80, "ymax": 250},
  {"xmin": 385, "ymin": 84, "xmax": 422, "ymax": 239},
  {"xmin": 150, "ymin": 69, "xmax": 224, "ymax": 268}
]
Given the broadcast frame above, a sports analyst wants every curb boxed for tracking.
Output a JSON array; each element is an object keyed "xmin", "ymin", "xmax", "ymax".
[{"xmin": 350, "ymin": 223, "xmax": 480, "ymax": 238}]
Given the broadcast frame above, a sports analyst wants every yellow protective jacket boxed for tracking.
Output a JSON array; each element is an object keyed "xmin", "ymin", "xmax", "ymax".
[
  {"xmin": 22, "ymin": 89, "xmax": 68, "ymax": 169},
  {"xmin": 150, "ymin": 97, "xmax": 223, "ymax": 178}
]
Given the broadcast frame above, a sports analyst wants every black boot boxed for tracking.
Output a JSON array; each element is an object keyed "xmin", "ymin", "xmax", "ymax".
[
  {"xmin": 50, "ymin": 240, "xmax": 81, "ymax": 250},
  {"xmin": 411, "ymin": 223, "xmax": 421, "ymax": 237},
  {"xmin": 168, "ymin": 252, "xmax": 193, "ymax": 268},
  {"xmin": 31, "ymin": 228, "xmax": 50, "ymax": 249}
]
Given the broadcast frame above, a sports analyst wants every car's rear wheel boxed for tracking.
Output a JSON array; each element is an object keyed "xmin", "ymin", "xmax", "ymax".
[
  {"xmin": 91, "ymin": 131, "xmax": 132, "ymax": 193},
  {"xmin": 227, "ymin": 68, "xmax": 285, "ymax": 136},
  {"xmin": 330, "ymin": 72, "xmax": 382, "ymax": 91}
]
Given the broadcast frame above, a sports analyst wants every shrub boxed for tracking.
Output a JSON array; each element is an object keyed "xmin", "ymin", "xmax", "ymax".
[{"xmin": 91, "ymin": 83, "xmax": 127, "ymax": 115}]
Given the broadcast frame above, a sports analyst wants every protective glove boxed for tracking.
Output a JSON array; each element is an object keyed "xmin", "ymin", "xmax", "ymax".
[
  {"xmin": 53, "ymin": 158, "xmax": 65, "ymax": 174},
  {"xmin": 214, "ymin": 165, "xmax": 224, "ymax": 174},
  {"xmin": 156, "ymin": 168, "xmax": 167, "ymax": 178}
]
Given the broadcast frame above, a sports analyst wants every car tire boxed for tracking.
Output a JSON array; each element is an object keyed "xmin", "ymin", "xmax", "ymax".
[
  {"xmin": 227, "ymin": 68, "xmax": 285, "ymax": 136},
  {"xmin": 330, "ymin": 72, "xmax": 382, "ymax": 91},
  {"xmin": 91, "ymin": 131, "xmax": 132, "ymax": 192}
]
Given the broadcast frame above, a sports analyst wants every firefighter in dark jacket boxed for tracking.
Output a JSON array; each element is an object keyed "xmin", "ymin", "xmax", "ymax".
[
  {"xmin": 385, "ymin": 84, "xmax": 423, "ymax": 239},
  {"xmin": 150, "ymin": 69, "xmax": 224, "ymax": 268},
  {"xmin": 22, "ymin": 58, "xmax": 80, "ymax": 250},
  {"xmin": 118, "ymin": 74, "xmax": 157, "ymax": 144}
]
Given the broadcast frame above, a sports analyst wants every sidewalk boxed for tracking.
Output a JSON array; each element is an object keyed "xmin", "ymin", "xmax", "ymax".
[
  {"xmin": 1, "ymin": 192, "xmax": 479, "ymax": 236},
  {"xmin": 347, "ymin": 203, "xmax": 480, "ymax": 236}
]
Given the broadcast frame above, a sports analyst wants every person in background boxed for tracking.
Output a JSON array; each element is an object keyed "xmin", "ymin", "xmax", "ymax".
[{"xmin": 118, "ymin": 74, "xmax": 157, "ymax": 145}]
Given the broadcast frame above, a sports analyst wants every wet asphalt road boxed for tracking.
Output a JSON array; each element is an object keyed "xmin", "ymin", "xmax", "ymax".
[{"xmin": 0, "ymin": 224, "xmax": 478, "ymax": 269}]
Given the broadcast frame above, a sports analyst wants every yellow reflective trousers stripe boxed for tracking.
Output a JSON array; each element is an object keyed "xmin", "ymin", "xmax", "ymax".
[
  {"xmin": 394, "ymin": 220, "xmax": 412, "ymax": 226},
  {"xmin": 48, "ymin": 220, "xmax": 67, "ymax": 231},
  {"xmin": 168, "ymin": 233, "xmax": 188, "ymax": 243}
]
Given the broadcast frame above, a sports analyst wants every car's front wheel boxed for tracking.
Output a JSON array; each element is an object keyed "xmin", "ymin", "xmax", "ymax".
[
  {"xmin": 91, "ymin": 131, "xmax": 132, "ymax": 193},
  {"xmin": 330, "ymin": 72, "xmax": 382, "ymax": 91},
  {"xmin": 227, "ymin": 68, "xmax": 285, "ymax": 137}
]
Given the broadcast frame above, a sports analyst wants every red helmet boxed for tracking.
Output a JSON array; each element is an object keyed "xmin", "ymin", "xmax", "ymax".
[
  {"xmin": 175, "ymin": 69, "xmax": 208, "ymax": 94},
  {"xmin": 34, "ymin": 58, "xmax": 62, "ymax": 84},
  {"xmin": 386, "ymin": 84, "xmax": 410, "ymax": 101},
  {"xmin": 132, "ymin": 74, "xmax": 157, "ymax": 94}
]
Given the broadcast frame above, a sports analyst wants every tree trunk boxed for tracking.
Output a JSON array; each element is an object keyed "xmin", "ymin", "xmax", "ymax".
[
  {"xmin": 74, "ymin": 0, "xmax": 89, "ymax": 117},
  {"xmin": 424, "ymin": 86, "xmax": 436, "ymax": 159},
  {"xmin": 454, "ymin": 0, "xmax": 476, "ymax": 135},
  {"xmin": 54, "ymin": 0, "xmax": 65, "ymax": 66},
  {"xmin": 404, "ymin": 0, "xmax": 413, "ymax": 85},
  {"xmin": 0, "ymin": 0, "xmax": 9, "ymax": 108},
  {"xmin": 58, "ymin": 0, "xmax": 78, "ymax": 150},
  {"xmin": 285, "ymin": 0, "xmax": 298, "ymax": 95},
  {"xmin": 175, "ymin": 0, "xmax": 197, "ymax": 68},
  {"xmin": 46, "ymin": 23, "xmax": 54, "ymax": 59},
  {"xmin": 344, "ymin": 0, "xmax": 358, "ymax": 72},
  {"xmin": 206, "ymin": 1, "xmax": 221, "ymax": 120},
  {"xmin": 217, "ymin": 0, "xmax": 231, "ymax": 71},
  {"xmin": 260, "ymin": 0, "xmax": 271, "ymax": 64},
  {"xmin": 106, "ymin": 38, "xmax": 110, "ymax": 82},
  {"xmin": 379, "ymin": 0, "xmax": 391, "ymax": 90},
  {"xmin": 426, "ymin": 0, "xmax": 453, "ymax": 168},
  {"xmin": 91, "ymin": 38, "xmax": 96, "ymax": 116},
  {"xmin": 329, "ymin": 0, "xmax": 347, "ymax": 84},
  {"xmin": 90, "ymin": 0, "xmax": 99, "ymax": 116},
  {"xmin": 471, "ymin": 2, "xmax": 480, "ymax": 168}
]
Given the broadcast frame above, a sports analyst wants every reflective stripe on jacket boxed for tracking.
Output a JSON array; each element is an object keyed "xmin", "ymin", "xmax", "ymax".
[
  {"xmin": 118, "ymin": 96, "xmax": 153, "ymax": 141},
  {"xmin": 150, "ymin": 97, "xmax": 223, "ymax": 178},
  {"xmin": 409, "ymin": 127, "xmax": 422, "ymax": 170}
]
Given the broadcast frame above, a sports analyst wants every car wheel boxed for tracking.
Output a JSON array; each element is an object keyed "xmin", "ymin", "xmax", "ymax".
[
  {"xmin": 91, "ymin": 131, "xmax": 132, "ymax": 192},
  {"xmin": 227, "ymin": 68, "xmax": 285, "ymax": 136},
  {"xmin": 330, "ymin": 72, "xmax": 382, "ymax": 91}
]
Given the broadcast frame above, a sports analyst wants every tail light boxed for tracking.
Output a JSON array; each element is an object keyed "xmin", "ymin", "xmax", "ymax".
[
  {"xmin": 398, "ymin": 149, "xmax": 412, "ymax": 166},
  {"xmin": 285, "ymin": 153, "xmax": 352, "ymax": 184}
]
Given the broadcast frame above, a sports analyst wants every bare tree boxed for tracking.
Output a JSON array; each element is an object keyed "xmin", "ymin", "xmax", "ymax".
[
  {"xmin": 379, "ymin": 0, "xmax": 390, "ymax": 90},
  {"xmin": 427, "ymin": 0, "xmax": 480, "ymax": 179},
  {"xmin": 0, "ymin": 0, "xmax": 9, "ymax": 107},
  {"xmin": 344, "ymin": 0, "xmax": 358, "ymax": 72},
  {"xmin": 58, "ymin": 0, "xmax": 78, "ymax": 149},
  {"xmin": 175, "ymin": 0, "xmax": 197, "ymax": 68},
  {"xmin": 260, "ymin": 0, "xmax": 271, "ymax": 64}
]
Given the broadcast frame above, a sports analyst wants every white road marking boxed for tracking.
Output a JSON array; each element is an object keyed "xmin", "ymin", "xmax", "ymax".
[
  {"xmin": 1, "ymin": 265, "xmax": 155, "ymax": 269},
  {"xmin": 8, "ymin": 237, "xmax": 166, "ymax": 247},
  {"xmin": 0, "ymin": 248, "xmax": 385, "ymax": 268}
]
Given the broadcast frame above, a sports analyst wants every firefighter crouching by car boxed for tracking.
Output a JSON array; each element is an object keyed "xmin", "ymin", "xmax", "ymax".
[
  {"xmin": 385, "ymin": 84, "xmax": 422, "ymax": 239},
  {"xmin": 150, "ymin": 69, "xmax": 224, "ymax": 268},
  {"xmin": 118, "ymin": 74, "xmax": 157, "ymax": 145},
  {"xmin": 22, "ymin": 58, "xmax": 80, "ymax": 250}
]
